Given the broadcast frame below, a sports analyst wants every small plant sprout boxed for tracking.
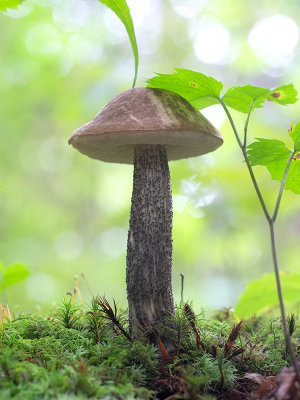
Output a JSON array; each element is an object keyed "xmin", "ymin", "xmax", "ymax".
[
  {"xmin": 69, "ymin": 87, "xmax": 223, "ymax": 348},
  {"xmin": 56, "ymin": 296, "xmax": 81, "ymax": 329},
  {"xmin": 147, "ymin": 68, "xmax": 300, "ymax": 379}
]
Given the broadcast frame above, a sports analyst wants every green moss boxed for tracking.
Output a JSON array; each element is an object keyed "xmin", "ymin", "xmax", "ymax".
[{"xmin": 0, "ymin": 302, "xmax": 298, "ymax": 399}]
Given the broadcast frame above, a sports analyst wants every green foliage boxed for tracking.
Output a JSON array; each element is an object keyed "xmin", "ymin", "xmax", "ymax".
[
  {"xmin": 0, "ymin": 0, "xmax": 24, "ymax": 12},
  {"xmin": 98, "ymin": 0, "xmax": 139, "ymax": 88},
  {"xmin": 56, "ymin": 297, "xmax": 82, "ymax": 329},
  {"xmin": 0, "ymin": 312, "xmax": 157, "ymax": 399},
  {"xmin": 222, "ymin": 84, "xmax": 298, "ymax": 113},
  {"xmin": 147, "ymin": 69, "xmax": 298, "ymax": 113},
  {"xmin": 235, "ymin": 272, "xmax": 300, "ymax": 319},
  {"xmin": 147, "ymin": 68, "xmax": 222, "ymax": 109},
  {"xmin": 1, "ymin": 301, "xmax": 300, "ymax": 398},
  {"xmin": 0, "ymin": 262, "xmax": 29, "ymax": 292},
  {"xmin": 290, "ymin": 122, "xmax": 300, "ymax": 152},
  {"xmin": 247, "ymin": 132, "xmax": 300, "ymax": 194},
  {"xmin": 148, "ymin": 69, "xmax": 300, "ymax": 198}
]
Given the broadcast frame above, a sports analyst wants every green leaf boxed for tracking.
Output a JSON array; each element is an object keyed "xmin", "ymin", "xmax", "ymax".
[
  {"xmin": 3, "ymin": 263, "xmax": 29, "ymax": 288},
  {"xmin": 0, "ymin": 0, "xmax": 24, "ymax": 11},
  {"xmin": 247, "ymin": 138, "xmax": 291, "ymax": 170},
  {"xmin": 289, "ymin": 122, "xmax": 300, "ymax": 152},
  {"xmin": 285, "ymin": 158, "xmax": 300, "ymax": 193},
  {"xmin": 146, "ymin": 68, "xmax": 223, "ymax": 109},
  {"xmin": 222, "ymin": 85, "xmax": 270, "ymax": 113},
  {"xmin": 222, "ymin": 84, "xmax": 298, "ymax": 113},
  {"xmin": 235, "ymin": 272, "xmax": 300, "ymax": 319},
  {"xmin": 99, "ymin": 0, "xmax": 139, "ymax": 88},
  {"xmin": 247, "ymin": 138, "xmax": 300, "ymax": 194},
  {"xmin": 266, "ymin": 84, "xmax": 298, "ymax": 106}
]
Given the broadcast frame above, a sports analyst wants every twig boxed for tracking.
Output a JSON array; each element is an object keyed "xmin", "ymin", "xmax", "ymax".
[
  {"xmin": 220, "ymin": 98, "xmax": 300, "ymax": 382},
  {"xmin": 272, "ymin": 150, "xmax": 295, "ymax": 223}
]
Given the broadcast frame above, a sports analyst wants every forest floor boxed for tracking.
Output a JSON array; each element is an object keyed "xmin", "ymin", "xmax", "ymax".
[{"xmin": 0, "ymin": 297, "xmax": 299, "ymax": 400}]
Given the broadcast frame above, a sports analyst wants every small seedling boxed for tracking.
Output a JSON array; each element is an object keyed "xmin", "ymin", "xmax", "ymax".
[
  {"xmin": 147, "ymin": 69, "xmax": 300, "ymax": 379},
  {"xmin": 56, "ymin": 296, "xmax": 81, "ymax": 329},
  {"xmin": 287, "ymin": 313, "xmax": 296, "ymax": 338},
  {"xmin": 96, "ymin": 296, "xmax": 132, "ymax": 342}
]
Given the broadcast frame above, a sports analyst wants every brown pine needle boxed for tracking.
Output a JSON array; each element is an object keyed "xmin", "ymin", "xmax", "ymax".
[
  {"xmin": 183, "ymin": 303, "xmax": 204, "ymax": 350},
  {"xmin": 74, "ymin": 276, "xmax": 83, "ymax": 304},
  {"xmin": 0, "ymin": 304, "xmax": 12, "ymax": 323},
  {"xmin": 159, "ymin": 340, "xmax": 172, "ymax": 364},
  {"xmin": 224, "ymin": 321, "xmax": 244, "ymax": 357}
]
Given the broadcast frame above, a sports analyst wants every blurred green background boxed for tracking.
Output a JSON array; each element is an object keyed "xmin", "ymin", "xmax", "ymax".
[{"xmin": 0, "ymin": 0, "xmax": 299, "ymax": 313}]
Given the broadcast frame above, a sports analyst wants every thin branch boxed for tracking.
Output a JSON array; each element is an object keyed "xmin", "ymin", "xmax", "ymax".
[
  {"xmin": 221, "ymin": 98, "xmax": 300, "ymax": 381},
  {"xmin": 219, "ymin": 98, "xmax": 271, "ymax": 222},
  {"xmin": 269, "ymin": 222, "xmax": 300, "ymax": 381},
  {"xmin": 219, "ymin": 98, "xmax": 243, "ymax": 149},
  {"xmin": 272, "ymin": 150, "xmax": 295, "ymax": 223}
]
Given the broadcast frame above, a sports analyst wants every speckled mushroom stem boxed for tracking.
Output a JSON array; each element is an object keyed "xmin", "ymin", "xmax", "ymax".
[{"xmin": 126, "ymin": 144, "xmax": 176, "ymax": 346}]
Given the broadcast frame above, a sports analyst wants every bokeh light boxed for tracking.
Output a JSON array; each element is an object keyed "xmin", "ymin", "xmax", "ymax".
[
  {"xmin": 193, "ymin": 17, "xmax": 231, "ymax": 64},
  {"xmin": 248, "ymin": 15, "xmax": 299, "ymax": 69}
]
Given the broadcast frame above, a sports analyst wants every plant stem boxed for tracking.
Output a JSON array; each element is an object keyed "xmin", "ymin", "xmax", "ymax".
[
  {"xmin": 220, "ymin": 98, "xmax": 300, "ymax": 379},
  {"xmin": 219, "ymin": 98, "xmax": 243, "ymax": 148},
  {"xmin": 219, "ymin": 99, "xmax": 271, "ymax": 222},
  {"xmin": 272, "ymin": 150, "xmax": 295, "ymax": 223},
  {"xmin": 269, "ymin": 221, "xmax": 300, "ymax": 381}
]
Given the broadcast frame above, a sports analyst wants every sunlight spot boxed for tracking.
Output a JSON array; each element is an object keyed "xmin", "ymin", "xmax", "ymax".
[
  {"xmin": 248, "ymin": 15, "xmax": 299, "ymax": 68},
  {"xmin": 127, "ymin": 0, "xmax": 154, "ymax": 26},
  {"xmin": 170, "ymin": 0, "xmax": 206, "ymax": 19},
  {"xmin": 54, "ymin": 231, "xmax": 84, "ymax": 261},
  {"xmin": 180, "ymin": 176, "xmax": 218, "ymax": 217},
  {"xmin": 52, "ymin": 0, "xmax": 89, "ymax": 32},
  {"xmin": 26, "ymin": 24, "xmax": 62, "ymax": 55},
  {"xmin": 194, "ymin": 191, "xmax": 216, "ymax": 207},
  {"xmin": 122, "ymin": 0, "xmax": 162, "ymax": 55},
  {"xmin": 201, "ymin": 104, "xmax": 226, "ymax": 129},
  {"xmin": 181, "ymin": 176, "xmax": 201, "ymax": 197},
  {"xmin": 103, "ymin": 8, "xmax": 127, "ymax": 44},
  {"xmin": 193, "ymin": 18, "xmax": 231, "ymax": 64},
  {"xmin": 93, "ymin": 228, "xmax": 127, "ymax": 260},
  {"xmin": 26, "ymin": 273, "xmax": 57, "ymax": 303},
  {"xmin": 4, "ymin": 3, "xmax": 33, "ymax": 18}
]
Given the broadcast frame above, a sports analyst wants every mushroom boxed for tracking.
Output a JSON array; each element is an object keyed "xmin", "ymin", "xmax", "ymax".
[{"xmin": 69, "ymin": 87, "xmax": 223, "ymax": 347}]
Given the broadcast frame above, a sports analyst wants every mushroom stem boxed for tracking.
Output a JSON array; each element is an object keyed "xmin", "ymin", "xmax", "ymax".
[{"xmin": 126, "ymin": 144, "xmax": 175, "ymax": 345}]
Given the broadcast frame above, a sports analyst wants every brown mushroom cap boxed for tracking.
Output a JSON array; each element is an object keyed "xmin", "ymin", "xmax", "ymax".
[{"xmin": 68, "ymin": 87, "xmax": 223, "ymax": 164}]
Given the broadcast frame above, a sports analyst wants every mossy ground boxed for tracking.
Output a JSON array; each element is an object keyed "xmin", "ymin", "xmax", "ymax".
[{"xmin": 0, "ymin": 298, "xmax": 299, "ymax": 400}]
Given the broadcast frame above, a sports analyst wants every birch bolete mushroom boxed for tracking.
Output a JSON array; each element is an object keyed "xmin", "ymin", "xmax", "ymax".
[{"xmin": 68, "ymin": 87, "xmax": 223, "ymax": 346}]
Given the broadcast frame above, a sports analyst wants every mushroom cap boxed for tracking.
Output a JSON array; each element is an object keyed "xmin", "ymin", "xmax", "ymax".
[{"xmin": 68, "ymin": 87, "xmax": 223, "ymax": 164}]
